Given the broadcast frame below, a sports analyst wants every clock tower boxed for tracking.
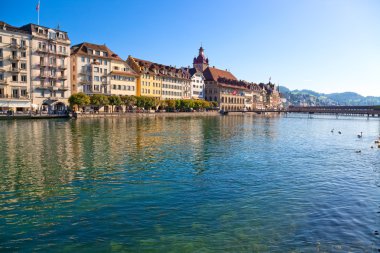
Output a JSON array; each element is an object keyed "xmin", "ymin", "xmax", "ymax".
[{"xmin": 193, "ymin": 46, "xmax": 209, "ymax": 72}]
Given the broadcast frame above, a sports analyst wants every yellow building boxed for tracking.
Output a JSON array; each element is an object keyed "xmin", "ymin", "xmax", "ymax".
[{"xmin": 127, "ymin": 56, "xmax": 161, "ymax": 99}]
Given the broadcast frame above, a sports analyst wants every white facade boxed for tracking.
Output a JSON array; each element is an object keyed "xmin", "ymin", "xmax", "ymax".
[
  {"xmin": 0, "ymin": 23, "xmax": 31, "ymax": 111},
  {"xmin": 190, "ymin": 72, "xmax": 204, "ymax": 99},
  {"xmin": 75, "ymin": 56, "xmax": 110, "ymax": 95},
  {"xmin": 26, "ymin": 24, "xmax": 71, "ymax": 112}
]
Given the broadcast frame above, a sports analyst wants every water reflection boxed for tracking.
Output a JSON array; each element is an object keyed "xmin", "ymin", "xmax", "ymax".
[{"xmin": 1, "ymin": 115, "xmax": 380, "ymax": 252}]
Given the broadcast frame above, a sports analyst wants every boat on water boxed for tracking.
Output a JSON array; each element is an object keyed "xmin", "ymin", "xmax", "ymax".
[{"xmin": 220, "ymin": 110, "xmax": 228, "ymax": 115}]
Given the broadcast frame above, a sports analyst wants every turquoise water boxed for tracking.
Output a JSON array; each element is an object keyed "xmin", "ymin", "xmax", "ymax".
[{"xmin": 0, "ymin": 115, "xmax": 380, "ymax": 252}]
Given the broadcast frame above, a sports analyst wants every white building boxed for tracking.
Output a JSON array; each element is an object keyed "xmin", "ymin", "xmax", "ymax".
[
  {"xmin": 185, "ymin": 68, "xmax": 204, "ymax": 99},
  {"xmin": 19, "ymin": 23, "xmax": 71, "ymax": 112},
  {"xmin": 0, "ymin": 22, "xmax": 31, "ymax": 112}
]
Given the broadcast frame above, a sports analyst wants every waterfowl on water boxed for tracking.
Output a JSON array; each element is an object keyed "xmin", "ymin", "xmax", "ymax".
[
  {"xmin": 331, "ymin": 128, "xmax": 334, "ymax": 133},
  {"xmin": 338, "ymin": 131, "xmax": 342, "ymax": 134},
  {"xmin": 357, "ymin": 132, "xmax": 363, "ymax": 138},
  {"xmin": 355, "ymin": 150, "xmax": 361, "ymax": 153}
]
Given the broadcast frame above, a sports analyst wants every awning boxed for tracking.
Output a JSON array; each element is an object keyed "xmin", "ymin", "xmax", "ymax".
[{"xmin": 0, "ymin": 100, "xmax": 31, "ymax": 108}]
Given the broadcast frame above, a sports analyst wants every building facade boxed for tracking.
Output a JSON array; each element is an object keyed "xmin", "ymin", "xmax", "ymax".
[
  {"xmin": 184, "ymin": 68, "xmax": 205, "ymax": 99},
  {"xmin": 71, "ymin": 42, "xmax": 124, "ymax": 96},
  {"xmin": 0, "ymin": 22, "xmax": 31, "ymax": 112},
  {"xmin": 127, "ymin": 56, "xmax": 162, "ymax": 99},
  {"xmin": 19, "ymin": 23, "xmax": 71, "ymax": 112},
  {"xmin": 109, "ymin": 58, "xmax": 137, "ymax": 96}
]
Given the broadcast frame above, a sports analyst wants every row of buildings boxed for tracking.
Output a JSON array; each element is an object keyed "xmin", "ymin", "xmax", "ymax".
[{"xmin": 0, "ymin": 21, "xmax": 281, "ymax": 113}]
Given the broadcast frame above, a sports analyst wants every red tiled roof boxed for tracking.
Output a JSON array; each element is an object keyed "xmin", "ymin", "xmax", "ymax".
[{"xmin": 203, "ymin": 67, "xmax": 237, "ymax": 82}]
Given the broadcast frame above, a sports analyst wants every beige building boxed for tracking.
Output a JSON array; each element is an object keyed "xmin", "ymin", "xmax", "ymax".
[
  {"xmin": 71, "ymin": 42, "xmax": 125, "ymax": 96},
  {"xmin": 110, "ymin": 58, "xmax": 138, "ymax": 96},
  {"xmin": 0, "ymin": 22, "xmax": 31, "ymax": 112},
  {"xmin": 19, "ymin": 23, "xmax": 71, "ymax": 112}
]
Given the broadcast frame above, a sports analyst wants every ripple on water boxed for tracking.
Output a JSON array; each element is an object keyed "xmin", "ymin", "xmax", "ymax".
[{"xmin": 0, "ymin": 116, "xmax": 380, "ymax": 252}]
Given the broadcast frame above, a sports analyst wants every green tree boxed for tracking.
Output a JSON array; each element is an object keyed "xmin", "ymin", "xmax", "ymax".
[
  {"xmin": 122, "ymin": 95, "xmax": 137, "ymax": 110},
  {"xmin": 68, "ymin": 92, "xmax": 90, "ymax": 110},
  {"xmin": 90, "ymin": 94, "xmax": 109, "ymax": 111},
  {"xmin": 108, "ymin": 95, "xmax": 122, "ymax": 112}
]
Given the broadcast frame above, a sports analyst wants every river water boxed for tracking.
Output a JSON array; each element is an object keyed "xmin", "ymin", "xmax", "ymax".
[{"xmin": 0, "ymin": 115, "xmax": 380, "ymax": 252}]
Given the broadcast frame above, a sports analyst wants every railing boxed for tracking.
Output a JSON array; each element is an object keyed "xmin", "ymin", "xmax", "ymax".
[
  {"xmin": 39, "ymin": 73, "xmax": 48, "ymax": 78},
  {"xmin": 9, "ymin": 67, "xmax": 20, "ymax": 72},
  {"xmin": 59, "ymin": 75, "xmax": 68, "ymax": 80},
  {"xmin": 9, "ymin": 55, "xmax": 20, "ymax": 61},
  {"xmin": 9, "ymin": 43, "xmax": 19, "ymax": 49},
  {"xmin": 0, "ymin": 79, "xmax": 8, "ymax": 85},
  {"xmin": 57, "ymin": 65, "xmax": 67, "ymax": 70},
  {"xmin": 36, "ymin": 47, "xmax": 48, "ymax": 53}
]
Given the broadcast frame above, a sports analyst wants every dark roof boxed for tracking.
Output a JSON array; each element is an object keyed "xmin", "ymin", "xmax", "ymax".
[
  {"xmin": 19, "ymin": 23, "xmax": 69, "ymax": 38},
  {"xmin": 203, "ymin": 66, "xmax": 237, "ymax": 82},
  {"xmin": 71, "ymin": 42, "xmax": 122, "ymax": 61},
  {"xmin": 129, "ymin": 56, "xmax": 191, "ymax": 80},
  {"xmin": 0, "ymin": 21, "xmax": 30, "ymax": 34}
]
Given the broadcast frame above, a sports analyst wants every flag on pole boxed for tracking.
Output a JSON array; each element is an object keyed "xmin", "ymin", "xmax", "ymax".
[{"xmin": 36, "ymin": 1, "xmax": 40, "ymax": 11}]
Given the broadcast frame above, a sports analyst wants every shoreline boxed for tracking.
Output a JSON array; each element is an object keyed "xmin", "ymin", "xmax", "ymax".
[{"xmin": 0, "ymin": 111, "xmax": 276, "ymax": 120}]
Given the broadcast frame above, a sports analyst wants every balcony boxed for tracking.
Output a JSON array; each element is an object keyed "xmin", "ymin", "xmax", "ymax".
[
  {"xmin": 38, "ymin": 62, "xmax": 48, "ymax": 68},
  {"xmin": 59, "ymin": 75, "xmax": 68, "ymax": 80},
  {"xmin": 39, "ymin": 73, "xmax": 48, "ymax": 79},
  {"xmin": 36, "ymin": 48, "xmax": 48, "ymax": 54},
  {"xmin": 9, "ymin": 67, "xmax": 20, "ymax": 73},
  {"xmin": 9, "ymin": 55, "xmax": 20, "ymax": 61},
  {"xmin": 0, "ymin": 79, "xmax": 8, "ymax": 85},
  {"xmin": 48, "ymin": 64, "xmax": 57, "ymax": 69},
  {"xmin": 20, "ymin": 68, "xmax": 27, "ymax": 72},
  {"xmin": 56, "ymin": 51, "xmax": 69, "ymax": 57},
  {"xmin": 49, "ymin": 75, "xmax": 58, "ymax": 80},
  {"xmin": 9, "ymin": 43, "xmax": 19, "ymax": 49},
  {"xmin": 57, "ymin": 65, "xmax": 67, "ymax": 70}
]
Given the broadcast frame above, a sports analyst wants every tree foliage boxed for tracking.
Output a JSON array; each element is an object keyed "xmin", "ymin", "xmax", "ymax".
[{"xmin": 68, "ymin": 93, "xmax": 90, "ymax": 108}]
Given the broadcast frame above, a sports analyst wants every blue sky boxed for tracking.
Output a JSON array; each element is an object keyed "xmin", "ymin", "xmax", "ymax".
[{"xmin": 3, "ymin": 0, "xmax": 380, "ymax": 96}]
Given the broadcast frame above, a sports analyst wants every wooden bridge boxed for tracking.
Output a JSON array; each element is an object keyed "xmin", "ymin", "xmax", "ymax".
[{"xmin": 224, "ymin": 106, "xmax": 380, "ymax": 117}]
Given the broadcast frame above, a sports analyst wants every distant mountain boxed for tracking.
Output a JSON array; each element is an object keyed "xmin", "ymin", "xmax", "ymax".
[{"xmin": 280, "ymin": 87, "xmax": 380, "ymax": 106}]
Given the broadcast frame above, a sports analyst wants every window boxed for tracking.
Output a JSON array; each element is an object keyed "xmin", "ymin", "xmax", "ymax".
[
  {"xmin": 63, "ymin": 47, "xmax": 66, "ymax": 53},
  {"xmin": 12, "ymin": 75, "xmax": 17, "ymax": 82},
  {"xmin": 96, "ymin": 51, "xmax": 100, "ymax": 56},
  {"xmin": 0, "ymin": 36, "xmax": 2, "ymax": 43},
  {"xmin": 11, "ymin": 38, "xmax": 17, "ymax": 45},
  {"xmin": 104, "ymin": 60, "xmax": 107, "ymax": 65},
  {"xmin": 21, "ymin": 63, "xmax": 26, "ymax": 69},
  {"xmin": 99, "ymin": 59, "xmax": 102, "ymax": 64},
  {"xmin": 94, "ymin": 67, "xmax": 99, "ymax": 73},
  {"xmin": 94, "ymin": 76, "xmax": 99, "ymax": 81},
  {"xmin": 59, "ymin": 46, "xmax": 62, "ymax": 52},
  {"xmin": 12, "ymin": 89, "xmax": 19, "ymax": 98},
  {"xmin": 81, "ymin": 57, "xmax": 85, "ymax": 62},
  {"xmin": 21, "ymin": 89, "xmax": 27, "ymax": 96},
  {"xmin": 0, "ymin": 61, "xmax": 3, "ymax": 67},
  {"xmin": 103, "ymin": 52, "xmax": 108, "ymax": 57},
  {"xmin": 88, "ymin": 49, "xmax": 93, "ymax": 55},
  {"xmin": 21, "ymin": 51, "xmax": 26, "ymax": 58},
  {"xmin": 21, "ymin": 75, "xmax": 27, "ymax": 82},
  {"xmin": 87, "ymin": 58, "xmax": 90, "ymax": 63},
  {"xmin": 0, "ymin": 49, "xmax": 2, "ymax": 57},
  {"xmin": 0, "ymin": 73, "xmax": 3, "ymax": 80}
]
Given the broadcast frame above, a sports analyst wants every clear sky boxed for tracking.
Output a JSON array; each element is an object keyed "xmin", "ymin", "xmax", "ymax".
[{"xmin": 3, "ymin": 0, "xmax": 380, "ymax": 96}]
